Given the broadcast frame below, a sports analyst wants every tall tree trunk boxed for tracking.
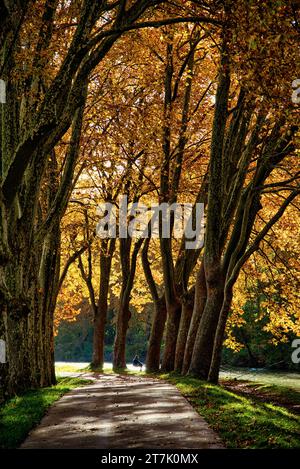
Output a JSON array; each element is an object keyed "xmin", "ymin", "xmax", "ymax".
[
  {"xmin": 1, "ymin": 218, "xmax": 40, "ymax": 395},
  {"xmin": 187, "ymin": 32, "xmax": 230, "ymax": 380},
  {"xmin": 182, "ymin": 262, "xmax": 206, "ymax": 374},
  {"xmin": 142, "ymin": 236, "xmax": 167, "ymax": 373},
  {"xmin": 38, "ymin": 224, "xmax": 61, "ymax": 386},
  {"xmin": 174, "ymin": 289, "xmax": 194, "ymax": 373},
  {"xmin": 92, "ymin": 239, "xmax": 115, "ymax": 369},
  {"xmin": 113, "ymin": 238, "xmax": 142, "ymax": 371}
]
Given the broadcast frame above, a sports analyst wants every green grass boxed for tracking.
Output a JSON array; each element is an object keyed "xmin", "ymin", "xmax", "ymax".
[
  {"xmin": 223, "ymin": 380, "xmax": 300, "ymax": 407},
  {"xmin": 156, "ymin": 372, "xmax": 300, "ymax": 449},
  {"xmin": 54, "ymin": 362, "xmax": 147, "ymax": 376},
  {"xmin": 220, "ymin": 367, "xmax": 300, "ymax": 392},
  {"xmin": 54, "ymin": 362, "xmax": 89, "ymax": 373},
  {"xmin": 0, "ymin": 377, "xmax": 91, "ymax": 449}
]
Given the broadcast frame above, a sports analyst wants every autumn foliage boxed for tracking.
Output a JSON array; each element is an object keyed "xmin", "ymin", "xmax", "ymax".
[{"xmin": 0, "ymin": 1, "xmax": 299, "ymax": 399}]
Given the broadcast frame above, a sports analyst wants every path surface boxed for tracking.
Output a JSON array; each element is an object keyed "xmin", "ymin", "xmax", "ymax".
[
  {"xmin": 21, "ymin": 374, "xmax": 223, "ymax": 449},
  {"xmin": 55, "ymin": 363, "xmax": 300, "ymax": 392}
]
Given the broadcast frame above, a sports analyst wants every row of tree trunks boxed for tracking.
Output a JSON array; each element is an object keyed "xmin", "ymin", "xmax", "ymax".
[
  {"xmin": 154, "ymin": 34, "xmax": 204, "ymax": 373},
  {"xmin": 154, "ymin": 71, "xmax": 298, "ymax": 385},
  {"xmin": 143, "ymin": 29, "xmax": 229, "ymax": 378}
]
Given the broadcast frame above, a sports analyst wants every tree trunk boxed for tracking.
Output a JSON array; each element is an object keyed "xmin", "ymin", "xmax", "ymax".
[
  {"xmin": 92, "ymin": 285, "xmax": 108, "ymax": 370},
  {"xmin": 92, "ymin": 239, "xmax": 114, "ymax": 369},
  {"xmin": 188, "ymin": 264, "xmax": 224, "ymax": 380},
  {"xmin": 0, "ymin": 208, "xmax": 61, "ymax": 397},
  {"xmin": 0, "ymin": 242, "xmax": 58, "ymax": 398},
  {"xmin": 146, "ymin": 297, "xmax": 167, "ymax": 372},
  {"xmin": 5, "ymin": 306, "xmax": 32, "ymax": 394},
  {"xmin": 113, "ymin": 298, "xmax": 131, "ymax": 370},
  {"xmin": 0, "ymin": 227, "xmax": 40, "ymax": 396},
  {"xmin": 92, "ymin": 311, "xmax": 106, "ymax": 369},
  {"xmin": 161, "ymin": 300, "xmax": 181, "ymax": 372},
  {"xmin": 182, "ymin": 262, "xmax": 206, "ymax": 374},
  {"xmin": 186, "ymin": 35, "xmax": 230, "ymax": 380},
  {"xmin": 208, "ymin": 287, "xmax": 233, "ymax": 383},
  {"xmin": 113, "ymin": 236, "xmax": 142, "ymax": 371},
  {"xmin": 0, "ymin": 301, "xmax": 9, "ymax": 403},
  {"xmin": 39, "ymin": 225, "xmax": 60, "ymax": 387},
  {"xmin": 174, "ymin": 290, "xmax": 194, "ymax": 373}
]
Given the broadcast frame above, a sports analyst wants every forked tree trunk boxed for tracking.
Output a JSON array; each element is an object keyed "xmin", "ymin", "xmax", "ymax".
[{"xmin": 146, "ymin": 297, "xmax": 167, "ymax": 372}]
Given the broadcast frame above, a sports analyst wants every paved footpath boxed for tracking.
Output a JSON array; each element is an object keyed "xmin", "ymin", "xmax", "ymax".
[{"xmin": 21, "ymin": 374, "xmax": 224, "ymax": 449}]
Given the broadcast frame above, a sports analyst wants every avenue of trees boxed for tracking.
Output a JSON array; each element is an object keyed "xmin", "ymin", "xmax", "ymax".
[{"xmin": 0, "ymin": 0, "xmax": 299, "ymax": 402}]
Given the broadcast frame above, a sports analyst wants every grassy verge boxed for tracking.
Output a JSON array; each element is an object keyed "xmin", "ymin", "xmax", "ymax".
[
  {"xmin": 0, "ymin": 377, "xmax": 91, "ymax": 449},
  {"xmin": 156, "ymin": 372, "xmax": 300, "ymax": 449},
  {"xmin": 55, "ymin": 362, "xmax": 146, "ymax": 375},
  {"xmin": 54, "ymin": 363, "xmax": 88, "ymax": 373},
  {"xmin": 222, "ymin": 379, "xmax": 300, "ymax": 414}
]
